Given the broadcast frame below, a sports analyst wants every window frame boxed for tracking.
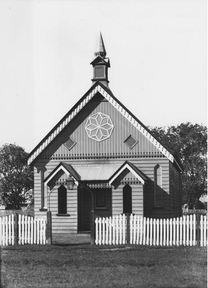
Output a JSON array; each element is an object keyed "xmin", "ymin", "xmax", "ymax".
[
  {"xmin": 95, "ymin": 189, "xmax": 106, "ymax": 209},
  {"xmin": 154, "ymin": 164, "xmax": 163, "ymax": 207},
  {"xmin": 58, "ymin": 185, "xmax": 67, "ymax": 215},
  {"xmin": 123, "ymin": 184, "xmax": 132, "ymax": 214},
  {"xmin": 94, "ymin": 65, "xmax": 106, "ymax": 78}
]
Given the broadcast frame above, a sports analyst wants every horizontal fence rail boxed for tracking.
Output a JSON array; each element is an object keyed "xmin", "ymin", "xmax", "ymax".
[
  {"xmin": 0, "ymin": 214, "xmax": 46, "ymax": 246},
  {"xmin": 95, "ymin": 214, "xmax": 208, "ymax": 247}
]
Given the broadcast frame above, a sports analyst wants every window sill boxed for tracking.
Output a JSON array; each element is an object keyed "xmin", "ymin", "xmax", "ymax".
[
  {"xmin": 39, "ymin": 208, "xmax": 47, "ymax": 211},
  {"xmin": 56, "ymin": 214, "xmax": 70, "ymax": 217}
]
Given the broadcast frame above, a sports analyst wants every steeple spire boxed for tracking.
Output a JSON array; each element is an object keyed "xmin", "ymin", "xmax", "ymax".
[
  {"xmin": 91, "ymin": 33, "xmax": 110, "ymax": 87},
  {"xmin": 95, "ymin": 32, "xmax": 106, "ymax": 58}
]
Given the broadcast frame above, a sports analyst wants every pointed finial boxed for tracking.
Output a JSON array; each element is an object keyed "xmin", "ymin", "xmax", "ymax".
[{"xmin": 95, "ymin": 32, "xmax": 106, "ymax": 58}]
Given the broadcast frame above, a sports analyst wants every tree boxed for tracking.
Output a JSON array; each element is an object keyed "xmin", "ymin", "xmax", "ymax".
[
  {"xmin": 0, "ymin": 144, "xmax": 33, "ymax": 209},
  {"xmin": 150, "ymin": 123, "xmax": 207, "ymax": 208}
]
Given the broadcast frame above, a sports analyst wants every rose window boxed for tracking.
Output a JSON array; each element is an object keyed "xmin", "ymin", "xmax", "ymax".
[{"xmin": 85, "ymin": 112, "xmax": 114, "ymax": 141}]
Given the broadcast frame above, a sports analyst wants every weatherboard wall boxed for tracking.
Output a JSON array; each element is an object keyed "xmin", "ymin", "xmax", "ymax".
[{"xmin": 33, "ymin": 156, "xmax": 171, "ymax": 233}]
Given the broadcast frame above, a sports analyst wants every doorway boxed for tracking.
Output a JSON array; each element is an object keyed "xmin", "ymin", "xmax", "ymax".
[{"xmin": 78, "ymin": 187, "xmax": 92, "ymax": 232}]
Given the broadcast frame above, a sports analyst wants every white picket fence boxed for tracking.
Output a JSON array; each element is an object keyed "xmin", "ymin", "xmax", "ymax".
[
  {"xmin": 0, "ymin": 214, "xmax": 46, "ymax": 246},
  {"xmin": 95, "ymin": 214, "xmax": 208, "ymax": 247}
]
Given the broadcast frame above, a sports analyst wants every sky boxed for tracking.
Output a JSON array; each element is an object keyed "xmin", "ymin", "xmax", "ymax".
[{"xmin": 0, "ymin": 0, "xmax": 206, "ymax": 153}]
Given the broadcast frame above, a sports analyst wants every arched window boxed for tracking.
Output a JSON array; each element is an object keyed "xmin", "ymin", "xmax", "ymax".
[
  {"xmin": 58, "ymin": 185, "xmax": 67, "ymax": 214},
  {"xmin": 154, "ymin": 165, "xmax": 162, "ymax": 207},
  {"xmin": 123, "ymin": 184, "xmax": 132, "ymax": 214}
]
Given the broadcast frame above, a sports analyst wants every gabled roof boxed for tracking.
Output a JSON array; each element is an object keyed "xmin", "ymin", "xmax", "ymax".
[
  {"xmin": 44, "ymin": 162, "xmax": 80, "ymax": 186},
  {"xmin": 28, "ymin": 81, "xmax": 182, "ymax": 171}
]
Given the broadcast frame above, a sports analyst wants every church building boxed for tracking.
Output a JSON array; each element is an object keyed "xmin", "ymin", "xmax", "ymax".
[{"xmin": 28, "ymin": 34, "xmax": 183, "ymax": 234}]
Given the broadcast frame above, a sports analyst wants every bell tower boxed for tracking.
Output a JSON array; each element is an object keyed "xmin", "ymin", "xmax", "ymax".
[{"xmin": 91, "ymin": 33, "xmax": 110, "ymax": 87}]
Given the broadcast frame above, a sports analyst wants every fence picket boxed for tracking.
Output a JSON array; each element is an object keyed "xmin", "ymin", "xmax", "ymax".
[
  {"xmin": 190, "ymin": 215, "xmax": 193, "ymax": 246},
  {"xmin": 34, "ymin": 217, "xmax": 37, "ymax": 244},
  {"xmin": 25, "ymin": 216, "xmax": 28, "ymax": 244},
  {"xmin": 193, "ymin": 214, "xmax": 196, "ymax": 246},
  {"xmin": 183, "ymin": 216, "xmax": 186, "ymax": 246},
  {"xmin": 143, "ymin": 217, "xmax": 146, "ymax": 245},
  {"xmin": 95, "ymin": 218, "xmax": 98, "ymax": 245},
  {"xmin": 8, "ymin": 215, "xmax": 11, "ymax": 245},
  {"xmin": 28, "ymin": 216, "xmax": 30, "ymax": 244},
  {"xmin": 109, "ymin": 217, "xmax": 112, "ymax": 245},
  {"xmin": 37, "ymin": 218, "xmax": 40, "ymax": 244},
  {"xmin": 120, "ymin": 215, "xmax": 123, "ymax": 245},
  {"xmin": 11, "ymin": 214, "xmax": 14, "ymax": 245},
  {"xmin": 173, "ymin": 218, "xmax": 176, "ymax": 246},
  {"xmin": 102, "ymin": 218, "xmax": 105, "ymax": 245},
  {"xmin": 116, "ymin": 216, "xmax": 119, "ymax": 245},
  {"xmin": 153, "ymin": 219, "xmax": 156, "ymax": 246},
  {"xmin": 149, "ymin": 218, "xmax": 153, "ymax": 246},
  {"xmin": 112, "ymin": 217, "xmax": 115, "ymax": 245},
  {"xmin": 170, "ymin": 218, "xmax": 172, "ymax": 246},
  {"xmin": 140, "ymin": 217, "xmax": 143, "ymax": 245},
  {"xmin": 123, "ymin": 215, "xmax": 126, "ymax": 244},
  {"xmin": 163, "ymin": 219, "xmax": 166, "ymax": 246},
  {"xmin": 159, "ymin": 219, "xmax": 162, "ymax": 246},
  {"xmin": 22, "ymin": 215, "xmax": 25, "ymax": 245},
  {"xmin": 176, "ymin": 217, "xmax": 179, "ymax": 246},
  {"xmin": 5, "ymin": 216, "xmax": 8, "ymax": 246},
  {"xmin": 146, "ymin": 218, "xmax": 149, "ymax": 246},
  {"xmin": 106, "ymin": 217, "xmax": 109, "ymax": 245}
]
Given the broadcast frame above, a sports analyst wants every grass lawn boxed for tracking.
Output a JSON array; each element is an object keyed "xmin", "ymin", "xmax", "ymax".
[{"xmin": 0, "ymin": 243, "xmax": 207, "ymax": 288}]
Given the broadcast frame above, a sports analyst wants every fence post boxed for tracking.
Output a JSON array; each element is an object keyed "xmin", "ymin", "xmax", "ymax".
[
  {"xmin": 46, "ymin": 211, "xmax": 52, "ymax": 245},
  {"xmin": 126, "ymin": 213, "xmax": 130, "ymax": 245},
  {"xmin": 91, "ymin": 210, "xmax": 95, "ymax": 245},
  {"xmin": 14, "ymin": 213, "xmax": 18, "ymax": 247}
]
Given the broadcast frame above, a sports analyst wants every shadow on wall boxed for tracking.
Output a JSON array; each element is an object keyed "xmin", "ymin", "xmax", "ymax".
[{"xmin": 144, "ymin": 180, "xmax": 182, "ymax": 219}]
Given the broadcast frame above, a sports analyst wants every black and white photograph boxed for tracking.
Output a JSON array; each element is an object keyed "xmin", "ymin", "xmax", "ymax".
[{"xmin": 0, "ymin": 0, "xmax": 207, "ymax": 287}]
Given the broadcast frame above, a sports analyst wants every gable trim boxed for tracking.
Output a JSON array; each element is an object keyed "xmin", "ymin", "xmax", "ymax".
[
  {"xmin": 109, "ymin": 161, "xmax": 148, "ymax": 185},
  {"xmin": 44, "ymin": 162, "xmax": 80, "ymax": 186},
  {"xmin": 28, "ymin": 81, "xmax": 177, "ymax": 166}
]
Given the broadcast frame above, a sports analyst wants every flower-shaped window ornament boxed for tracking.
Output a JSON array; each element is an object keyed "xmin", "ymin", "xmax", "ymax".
[{"xmin": 85, "ymin": 112, "xmax": 114, "ymax": 142}]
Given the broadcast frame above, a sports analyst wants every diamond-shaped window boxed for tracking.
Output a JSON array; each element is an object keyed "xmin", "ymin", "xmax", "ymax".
[
  {"xmin": 64, "ymin": 137, "xmax": 76, "ymax": 151},
  {"xmin": 124, "ymin": 135, "xmax": 138, "ymax": 149}
]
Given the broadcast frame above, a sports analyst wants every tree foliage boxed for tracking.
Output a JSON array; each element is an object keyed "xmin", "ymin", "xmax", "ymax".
[
  {"xmin": 0, "ymin": 144, "xmax": 33, "ymax": 209},
  {"xmin": 150, "ymin": 123, "xmax": 207, "ymax": 208}
]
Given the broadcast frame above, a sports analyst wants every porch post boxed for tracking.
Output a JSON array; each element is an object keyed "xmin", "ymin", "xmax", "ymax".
[
  {"xmin": 46, "ymin": 211, "xmax": 52, "ymax": 245},
  {"xmin": 90, "ymin": 210, "xmax": 95, "ymax": 245}
]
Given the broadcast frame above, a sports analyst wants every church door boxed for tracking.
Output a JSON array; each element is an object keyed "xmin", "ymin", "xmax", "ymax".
[{"xmin": 78, "ymin": 187, "xmax": 92, "ymax": 232}]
